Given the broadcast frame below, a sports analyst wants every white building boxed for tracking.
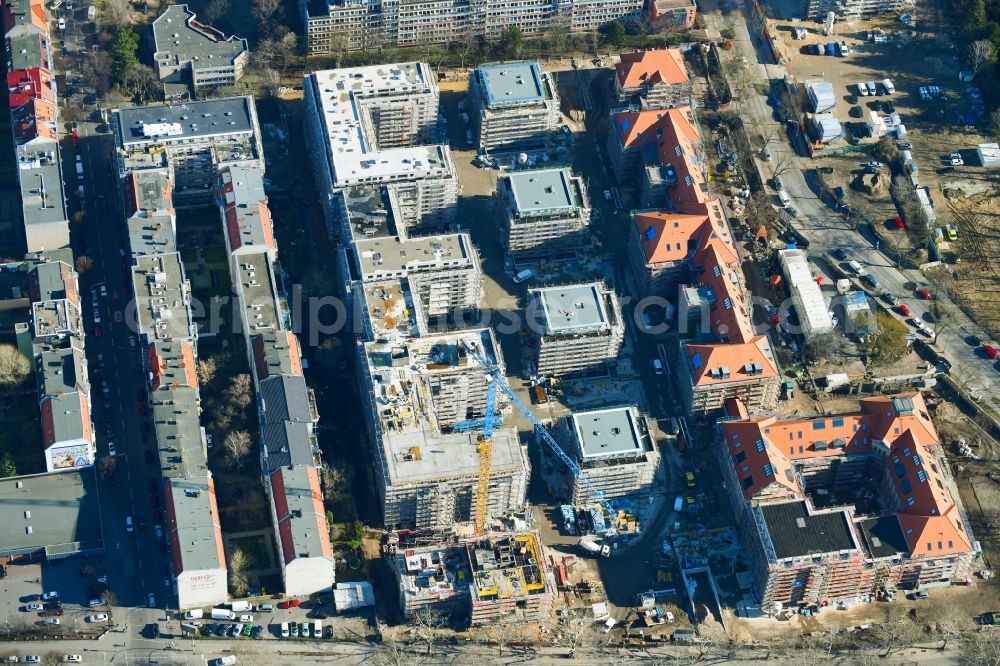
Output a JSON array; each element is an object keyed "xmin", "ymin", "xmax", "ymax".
[
  {"xmin": 977, "ymin": 143, "xmax": 1000, "ymax": 167},
  {"xmin": 778, "ymin": 249, "xmax": 833, "ymax": 338},
  {"xmin": 527, "ymin": 283, "xmax": 625, "ymax": 377}
]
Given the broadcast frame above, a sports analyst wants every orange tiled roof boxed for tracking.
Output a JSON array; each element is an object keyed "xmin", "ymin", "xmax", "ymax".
[
  {"xmin": 616, "ymin": 48, "xmax": 689, "ymax": 89},
  {"xmin": 632, "ymin": 211, "xmax": 707, "ymax": 264},
  {"xmin": 722, "ymin": 393, "xmax": 973, "ymax": 557}
]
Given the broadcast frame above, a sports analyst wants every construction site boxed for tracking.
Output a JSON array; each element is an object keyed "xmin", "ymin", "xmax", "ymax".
[{"xmin": 390, "ymin": 530, "xmax": 555, "ymax": 626}]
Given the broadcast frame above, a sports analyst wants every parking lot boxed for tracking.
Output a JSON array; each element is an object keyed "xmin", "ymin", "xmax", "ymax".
[{"xmin": 0, "ymin": 560, "xmax": 110, "ymax": 639}]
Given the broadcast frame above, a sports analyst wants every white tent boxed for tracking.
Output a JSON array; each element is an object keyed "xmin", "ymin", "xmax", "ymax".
[{"xmin": 977, "ymin": 143, "xmax": 1000, "ymax": 167}]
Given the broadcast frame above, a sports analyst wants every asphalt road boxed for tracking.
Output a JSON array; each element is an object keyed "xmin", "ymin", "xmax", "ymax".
[
  {"xmin": 708, "ymin": 0, "xmax": 1000, "ymax": 415},
  {"xmin": 53, "ymin": 0, "xmax": 177, "ymax": 634}
]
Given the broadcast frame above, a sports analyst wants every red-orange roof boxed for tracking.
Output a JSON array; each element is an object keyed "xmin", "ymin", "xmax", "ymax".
[
  {"xmin": 721, "ymin": 393, "xmax": 973, "ymax": 558},
  {"xmin": 616, "ymin": 48, "xmax": 689, "ymax": 89}
]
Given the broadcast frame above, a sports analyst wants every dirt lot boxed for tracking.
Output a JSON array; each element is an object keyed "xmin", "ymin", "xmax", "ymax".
[
  {"xmin": 943, "ymin": 186, "xmax": 1000, "ymax": 341},
  {"xmin": 771, "ymin": 14, "xmax": 1000, "ymax": 231}
]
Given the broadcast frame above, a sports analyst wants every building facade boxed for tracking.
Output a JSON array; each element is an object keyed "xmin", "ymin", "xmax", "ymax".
[
  {"xmin": 717, "ymin": 394, "xmax": 979, "ymax": 609},
  {"xmin": 298, "ymin": 0, "xmax": 682, "ymax": 54},
  {"xmin": 152, "ymin": 4, "xmax": 248, "ymax": 92},
  {"xmin": 495, "ymin": 167, "xmax": 591, "ymax": 264},
  {"xmin": 527, "ymin": 282, "xmax": 624, "ymax": 378},
  {"xmin": 470, "ymin": 62, "xmax": 560, "ymax": 154},
  {"xmin": 552, "ymin": 406, "xmax": 660, "ymax": 504}
]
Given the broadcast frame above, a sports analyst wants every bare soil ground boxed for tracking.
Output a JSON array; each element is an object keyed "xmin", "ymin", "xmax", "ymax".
[{"xmin": 943, "ymin": 186, "xmax": 1000, "ymax": 341}]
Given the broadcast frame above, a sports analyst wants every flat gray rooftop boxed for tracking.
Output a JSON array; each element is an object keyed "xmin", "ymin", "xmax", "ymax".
[
  {"xmin": 32, "ymin": 298, "xmax": 82, "ymax": 339},
  {"xmin": 37, "ymin": 345, "xmax": 87, "ymax": 397},
  {"xmin": 385, "ymin": 428, "xmax": 523, "ymax": 486},
  {"xmin": 115, "ymin": 97, "xmax": 255, "ymax": 147},
  {"xmin": 131, "ymin": 252, "xmax": 193, "ymax": 342},
  {"xmin": 152, "ymin": 4, "xmax": 247, "ymax": 72},
  {"xmin": 219, "ymin": 162, "xmax": 273, "ymax": 251},
  {"xmin": 151, "ymin": 387, "xmax": 207, "ymax": 479},
  {"xmin": 30, "ymin": 261, "xmax": 73, "ymax": 303},
  {"xmin": 0, "ymin": 468, "xmax": 103, "ymax": 558},
  {"xmin": 165, "ymin": 476, "xmax": 224, "ymax": 572},
  {"xmin": 354, "ymin": 233, "xmax": 472, "ymax": 279},
  {"xmin": 7, "ymin": 26, "xmax": 46, "ymax": 72},
  {"xmin": 127, "ymin": 211, "xmax": 177, "ymax": 257},
  {"xmin": 762, "ymin": 501, "xmax": 857, "ymax": 560},
  {"xmin": 572, "ymin": 407, "xmax": 642, "ymax": 459},
  {"xmin": 507, "ymin": 169, "xmax": 576, "ymax": 215},
  {"xmin": 127, "ymin": 170, "xmax": 174, "ymax": 214},
  {"xmin": 235, "ymin": 251, "xmax": 280, "ymax": 332},
  {"xmin": 479, "ymin": 62, "xmax": 548, "ymax": 108},
  {"xmin": 16, "ymin": 142, "xmax": 68, "ymax": 228},
  {"xmin": 532, "ymin": 283, "xmax": 609, "ymax": 335},
  {"xmin": 272, "ymin": 466, "xmax": 328, "ymax": 560}
]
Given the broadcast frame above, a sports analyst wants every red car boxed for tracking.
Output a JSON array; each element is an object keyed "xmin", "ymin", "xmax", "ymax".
[
  {"xmin": 896, "ymin": 303, "xmax": 911, "ymax": 317},
  {"xmin": 93, "ymin": 324, "xmax": 102, "ymax": 338},
  {"xmin": 984, "ymin": 345, "xmax": 999, "ymax": 360},
  {"xmin": 916, "ymin": 288, "xmax": 933, "ymax": 299},
  {"xmin": 277, "ymin": 599, "xmax": 300, "ymax": 609},
  {"xmin": 891, "ymin": 216, "xmax": 905, "ymax": 229}
]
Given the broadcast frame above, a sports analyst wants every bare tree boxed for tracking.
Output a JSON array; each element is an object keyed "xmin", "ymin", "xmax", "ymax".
[
  {"xmin": 961, "ymin": 630, "xmax": 1000, "ymax": 666},
  {"xmin": 485, "ymin": 621, "xmax": 527, "ymax": 658},
  {"xmin": 875, "ymin": 618, "xmax": 918, "ymax": 658},
  {"xmin": 201, "ymin": 0, "xmax": 232, "ymax": 24},
  {"xmin": 771, "ymin": 157, "xmax": 796, "ymax": 179},
  {"xmin": 967, "ymin": 40, "xmax": 996, "ymax": 77},
  {"xmin": 410, "ymin": 608, "xmax": 444, "ymax": 657},
  {"xmin": 97, "ymin": 0, "xmax": 132, "ymax": 29},
  {"xmin": 371, "ymin": 641, "xmax": 410, "ymax": 666},
  {"xmin": 120, "ymin": 64, "xmax": 163, "ymax": 103},
  {"xmin": 224, "ymin": 430, "xmax": 252, "ymax": 471},
  {"xmin": 81, "ymin": 51, "xmax": 112, "ymax": 97},
  {"xmin": 321, "ymin": 462, "xmax": 346, "ymax": 496},
  {"xmin": 96, "ymin": 455, "xmax": 118, "ymax": 479},
  {"xmin": 226, "ymin": 373, "xmax": 253, "ymax": 409},
  {"xmin": 252, "ymin": 0, "xmax": 282, "ymax": 37},
  {"xmin": 197, "ymin": 357, "xmax": 218, "ymax": 386},
  {"xmin": 0, "ymin": 344, "xmax": 31, "ymax": 387},
  {"xmin": 75, "ymin": 256, "xmax": 94, "ymax": 275},
  {"xmin": 100, "ymin": 590, "xmax": 118, "ymax": 609},
  {"xmin": 228, "ymin": 547, "xmax": 250, "ymax": 597}
]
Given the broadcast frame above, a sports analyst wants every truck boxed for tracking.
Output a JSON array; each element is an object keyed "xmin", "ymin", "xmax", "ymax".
[
  {"xmin": 578, "ymin": 538, "xmax": 611, "ymax": 558},
  {"xmin": 229, "ymin": 601, "xmax": 252, "ymax": 612},
  {"xmin": 75, "ymin": 155, "xmax": 84, "ymax": 179},
  {"xmin": 211, "ymin": 608, "xmax": 236, "ymax": 621},
  {"xmin": 560, "ymin": 505, "xmax": 576, "ymax": 535},
  {"xmin": 825, "ymin": 42, "xmax": 837, "ymax": 55}
]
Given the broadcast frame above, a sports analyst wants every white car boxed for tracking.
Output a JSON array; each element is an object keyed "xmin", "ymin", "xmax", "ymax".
[
  {"xmin": 43, "ymin": 618, "xmax": 60, "ymax": 625},
  {"xmin": 290, "ymin": 622, "xmax": 299, "ymax": 637},
  {"xmin": 300, "ymin": 622, "xmax": 311, "ymax": 638},
  {"xmin": 146, "ymin": 593, "xmax": 155, "ymax": 608},
  {"xmin": 64, "ymin": 658, "xmax": 82, "ymax": 664},
  {"xmin": 238, "ymin": 614, "xmax": 253, "ymax": 623},
  {"xmin": 866, "ymin": 161, "xmax": 882, "ymax": 168},
  {"xmin": 858, "ymin": 82, "xmax": 869, "ymax": 96},
  {"xmin": 21, "ymin": 658, "xmax": 39, "ymax": 664},
  {"xmin": 125, "ymin": 516, "xmax": 133, "ymax": 532},
  {"xmin": 280, "ymin": 622, "xmax": 290, "ymax": 638},
  {"xmin": 86, "ymin": 614, "xmax": 109, "ymax": 623},
  {"xmin": 950, "ymin": 157, "xmax": 963, "ymax": 166},
  {"xmin": 41, "ymin": 591, "xmax": 59, "ymax": 601},
  {"xmin": 24, "ymin": 604, "xmax": 43, "ymax": 612}
]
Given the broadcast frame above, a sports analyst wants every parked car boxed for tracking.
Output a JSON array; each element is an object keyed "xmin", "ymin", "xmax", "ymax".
[
  {"xmin": 24, "ymin": 604, "xmax": 43, "ymax": 612},
  {"xmin": 983, "ymin": 345, "xmax": 998, "ymax": 360},
  {"xmin": 86, "ymin": 614, "xmax": 109, "ymax": 623},
  {"xmin": 908, "ymin": 591, "xmax": 929, "ymax": 600},
  {"xmin": 280, "ymin": 622, "xmax": 290, "ymax": 638},
  {"xmin": 979, "ymin": 612, "xmax": 996, "ymax": 625},
  {"xmin": 290, "ymin": 622, "xmax": 299, "ymax": 637},
  {"xmin": 897, "ymin": 142, "xmax": 912, "ymax": 150},
  {"xmin": 883, "ymin": 101, "xmax": 895, "ymax": 113},
  {"xmin": 849, "ymin": 105, "xmax": 863, "ymax": 118},
  {"xmin": 833, "ymin": 248, "xmax": 849, "ymax": 261},
  {"xmin": 866, "ymin": 161, "xmax": 882, "ymax": 168},
  {"xmin": 916, "ymin": 288, "xmax": 933, "ymax": 299},
  {"xmin": 41, "ymin": 608, "xmax": 64, "ymax": 617},
  {"xmin": 41, "ymin": 592, "xmax": 59, "ymax": 601},
  {"xmin": 882, "ymin": 292, "xmax": 899, "ymax": 306},
  {"xmin": 891, "ymin": 216, "xmax": 905, "ymax": 229},
  {"xmin": 834, "ymin": 186, "xmax": 846, "ymax": 200},
  {"xmin": 896, "ymin": 304, "xmax": 911, "ymax": 317},
  {"xmin": 685, "ymin": 471, "xmax": 696, "ymax": 488},
  {"xmin": 278, "ymin": 600, "xmax": 300, "ymax": 609}
]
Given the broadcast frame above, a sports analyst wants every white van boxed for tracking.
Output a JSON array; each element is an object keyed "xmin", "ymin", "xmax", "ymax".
[
  {"xmin": 184, "ymin": 609, "xmax": 203, "ymax": 619},
  {"xmin": 857, "ymin": 82, "xmax": 869, "ymax": 96},
  {"xmin": 777, "ymin": 190, "xmax": 791, "ymax": 208},
  {"xmin": 209, "ymin": 657, "xmax": 236, "ymax": 666},
  {"xmin": 313, "ymin": 620, "xmax": 322, "ymax": 638},
  {"xmin": 229, "ymin": 601, "xmax": 252, "ymax": 612},
  {"xmin": 674, "ymin": 496, "xmax": 684, "ymax": 512},
  {"xmin": 652, "ymin": 359, "xmax": 664, "ymax": 375},
  {"xmin": 866, "ymin": 81, "xmax": 877, "ymax": 95},
  {"xmin": 883, "ymin": 78, "xmax": 895, "ymax": 94},
  {"xmin": 847, "ymin": 260, "xmax": 866, "ymax": 276}
]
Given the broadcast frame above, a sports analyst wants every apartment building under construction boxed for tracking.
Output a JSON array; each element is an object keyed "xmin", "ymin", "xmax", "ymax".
[
  {"xmin": 299, "ymin": 0, "xmax": 658, "ymax": 54},
  {"xmin": 394, "ymin": 531, "xmax": 554, "ymax": 626},
  {"xmin": 356, "ymin": 327, "xmax": 530, "ymax": 530},
  {"xmin": 527, "ymin": 282, "xmax": 624, "ymax": 378},
  {"xmin": 495, "ymin": 167, "xmax": 591, "ymax": 264},
  {"xmin": 718, "ymin": 394, "xmax": 979, "ymax": 610},
  {"xmin": 551, "ymin": 406, "xmax": 660, "ymax": 504},
  {"xmin": 806, "ymin": 0, "xmax": 909, "ymax": 20},
  {"xmin": 470, "ymin": 62, "xmax": 561, "ymax": 154},
  {"xmin": 304, "ymin": 62, "xmax": 458, "ymax": 236}
]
